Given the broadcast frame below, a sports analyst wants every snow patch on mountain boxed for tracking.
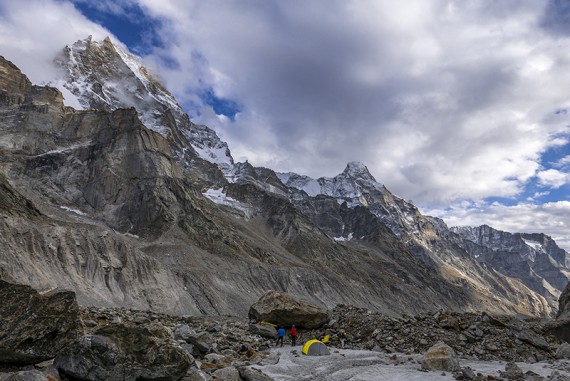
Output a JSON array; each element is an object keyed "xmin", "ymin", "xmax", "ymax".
[
  {"xmin": 60, "ymin": 206, "xmax": 86, "ymax": 216},
  {"xmin": 51, "ymin": 79, "xmax": 84, "ymax": 109},
  {"xmin": 203, "ymin": 188, "xmax": 254, "ymax": 218},
  {"xmin": 277, "ymin": 173, "xmax": 322, "ymax": 197},
  {"xmin": 334, "ymin": 232, "xmax": 354, "ymax": 242},
  {"xmin": 523, "ymin": 238, "xmax": 545, "ymax": 253},
  {"xmin": 182, "ymin": 124, "xmax": 234, "ymax": 170}
]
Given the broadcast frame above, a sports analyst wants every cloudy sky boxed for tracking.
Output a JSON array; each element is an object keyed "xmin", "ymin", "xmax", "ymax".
[{"xmin": 1, "ymin": 0, "xmax": 570, "ymax": 248}]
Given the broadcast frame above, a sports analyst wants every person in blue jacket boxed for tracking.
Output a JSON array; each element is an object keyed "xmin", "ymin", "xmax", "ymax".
[{"xmin": 276, "ymin": 327, "xmax": 285, "ymax": 347}]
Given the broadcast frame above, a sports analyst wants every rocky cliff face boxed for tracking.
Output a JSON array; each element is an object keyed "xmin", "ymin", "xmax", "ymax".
[
  {"xmin": 0, "ymin": 38, "xmax": 566, "ymax": 319},
  {"xmin": 274, "ymin": 162, "xmax": 559, "ymax": 315},
  {"xmin": 52, "ymin": 36, "xmax": 230, "ymax": 189},
  {"xmin": 451, "ymin": 225, "xmax": 570, "ymax": 304}
]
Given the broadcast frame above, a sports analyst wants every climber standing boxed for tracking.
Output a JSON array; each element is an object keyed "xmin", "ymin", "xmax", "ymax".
[
  {"xmin": 290, "ymin": 324, "xmax": 297, "ymax": 346},
  {"xmin": 276, "ymin": 327, "xmax": 285, "ymax": 347}
]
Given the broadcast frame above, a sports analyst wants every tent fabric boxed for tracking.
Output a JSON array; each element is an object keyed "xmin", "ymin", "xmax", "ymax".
[{"xmin": 302, "ymin": 339, "xmax": 330, "ymax": 356}]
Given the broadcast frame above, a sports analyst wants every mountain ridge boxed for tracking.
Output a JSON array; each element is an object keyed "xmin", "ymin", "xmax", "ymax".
[{"xmin": 0, "ymin": 37, "xmax": 566, "ymax": 319}]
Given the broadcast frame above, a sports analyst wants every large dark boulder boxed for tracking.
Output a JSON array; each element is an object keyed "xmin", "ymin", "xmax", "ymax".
[
  {"xmin": 545, "ymin": 281, "xmax": 570, "ymax": 341},
  {"xmin": 248, "ymin": 291, "xmax": 329, "ymax": 329},
  {"xmin": 54, "ymin": 322, "xmax": 193, "ymax": 381},
  {"xmin": 559, "ymin": 281, "xmax": 570, "ymax": 318},
  {"xmin": 0, "ymin": 280, "xmax": 83, "ymax": 364}
]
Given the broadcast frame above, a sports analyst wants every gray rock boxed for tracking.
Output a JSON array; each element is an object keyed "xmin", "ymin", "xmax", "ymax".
[
  {"xmin": 54, "ymin": 322, "xmax": 193, "ymax": 381},
  {"xmin": 421, "ymin": 342, "xmax": 460, "ymax": 372},
  {"xmin": 175, "ymin": 324, "xmax": 195, "ymax": 341},
  {"xmin": 524, "ymin": 370, "xmax": 543, "ymax": 381},
  {"xmin": 84, "ymin": 320, "xmax": 98, "ymax": 328},
  {"xmin": 248, "ymin": 291, "xmax": 329, "ymax": 329},
  {"xmin": 458, "ymin": 367, "xmax": 476, "ymax": 380},
  {"xmin": 499, "ymin": 361, "xmax": 523, "ymax": 380},
  {"xmin": 249, "ymin": 324, "xmax": 278, "ymax": 339},
  {"xmin": 0, "ymin": 280, "xmax": 83, "ymax": 365},
  {"xmin": 211, "ymin": 366, "xmax": 240, "ymax": 381},
  {"xmin": 549, "ymin": 371, "xmax": 570, "ymax": 381},
  {"xmin": 516, "ymin": 330, "xmax": 551, "ymax": 351},
  {"xmin": 204, "ymin": 353, "xmax": 228, "ymax": 365},
  {"xmin": 180, "ymin": 342, "xmax": 195, "ymax": 355},
  {"xmin": 257, "ymin": 352, "xmax": 280, "ymax": 366},
  {"xmin": 188, "ymin": 332, "xmax": 214, "ymax": 355},
  {"xmin": 133, "ymin": 314, "xmax": 151, "ymax": 324},
  {"xmin": 3, "ymin": 370, "xmax": 50, "ymax": 381},
  {"xmin": 556, "ymin": 343, "xmax": 570, "ymax": 359},
  {"xmin": 238, "ymin": 366, "xmax": 274, "ymax": 381},
  {"xmin": 182, "ymin": 367, "xmax": 213, "ymax": 381}
]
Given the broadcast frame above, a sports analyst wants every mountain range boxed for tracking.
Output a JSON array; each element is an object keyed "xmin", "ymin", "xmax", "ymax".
[{"xmin": 0, "ymin": 36, "xmax": 568, "ymax": 318}]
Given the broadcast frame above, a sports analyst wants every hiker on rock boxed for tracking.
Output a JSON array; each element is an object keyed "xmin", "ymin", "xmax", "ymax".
[
  {"xmin": 276, "ymin": 327, "xmax": 285, "ymax": 347},
  {"xmin": 290, "ymin": 324, "xmax": 297, "ymax": 346}
]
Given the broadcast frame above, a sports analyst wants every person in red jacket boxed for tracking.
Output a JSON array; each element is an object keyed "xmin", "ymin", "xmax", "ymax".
[{"xmin": 290, "ymin": 324, "xmax": 297, "ymax": 346}]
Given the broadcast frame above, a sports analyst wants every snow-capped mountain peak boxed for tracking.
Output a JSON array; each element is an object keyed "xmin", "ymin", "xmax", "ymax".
[
  {"xmin": 277, "ymin": 161, "xmax": 383, "ymax": 201},
  {"xmin": 51, "ymin": 36, "xmax": 235, "ymax": 174},
  {"xmin": 52, "ymin": 36, "xmax": 185, "ymax": 137},
  {"xmin": 343, "ymin": 161, "xmax": 375, "ymax": 180}
]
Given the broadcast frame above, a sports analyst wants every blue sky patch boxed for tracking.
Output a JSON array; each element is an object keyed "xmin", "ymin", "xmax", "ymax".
[
  {"xmin": 71, "ymin": 1, "xmax": 164, "ymax": 56},
  {"xmin": 200, "ymin": 88, "xmax": 241, "ymax": 120}
]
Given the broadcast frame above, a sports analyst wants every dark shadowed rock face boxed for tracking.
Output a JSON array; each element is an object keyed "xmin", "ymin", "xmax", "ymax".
[
  {"xmin": 0, "ymin": 280, "xmax": 83, "ymax": 365},
  {"xmin": 248, "ymin": 291, "xmax": 330, "ymax": 329},
  {"xmin": 0, "ymin": 56, "xmax": 31, "ymax": 106},
  {"xmin": 0, "ymin": 173, "xmax": 41, "ymax": 218},
  {"xmin": 559, "ymin": 281, "xmax": 570, "ymax": 318},
  {"xmin": 54, "ymin": 322, "xmax": 193, "ymax": 381},
  {"xmin": 544, "ymin": 281, "xmax": 570, "ymax": 342}
]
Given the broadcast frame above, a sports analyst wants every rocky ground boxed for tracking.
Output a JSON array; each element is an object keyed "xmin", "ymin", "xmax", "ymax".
[
  {"xmin": 260, "ymin": 347, "xmax": 570, "ymax": 381},
  {"xmin": 311, "ymin": 305, "xmax": 560, "ymax": 362},
  {"xmin": 3, "ymin": 302, "xmax": 570, "ymax": 380}
]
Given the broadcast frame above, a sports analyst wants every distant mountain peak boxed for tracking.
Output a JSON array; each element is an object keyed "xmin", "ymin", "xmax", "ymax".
[
  {"xmin": 276, "ymin": 161, "xmax": 384, "ymax": 205},
  {"xmin": 342, "ymin": 161, "xmax": 378, "ymax": 183},
  {"xmin": 344, "ymin": 161, "xmax": 368, "ymax": 173}
]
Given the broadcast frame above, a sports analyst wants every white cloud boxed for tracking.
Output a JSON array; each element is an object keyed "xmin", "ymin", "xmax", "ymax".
[
  {"xmin": 126, "ymin": 0, "xmax": 570, "ymax": 207},
  {"xmin": 537, "ymin": 168, "xmax": 570, "ymax": 188},
  {"xmin": 527, "ymin": 191, "xmax": 550, "ymax": 201},
  {"xmin": 4, "ymin": 1, "xmax": 570, "ymax": 206},
  {"xmin": 554, "ymin": 154, "xmax": 570, "ymax": 168},
  {"xmin": 0, "ymin": 0, "xmax": 112, "ymax": 84}
]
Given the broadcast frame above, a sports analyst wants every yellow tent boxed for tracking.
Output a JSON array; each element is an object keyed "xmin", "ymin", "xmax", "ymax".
[{"xmin": 302, "ymin": 339, "xmax": 330, "ymax": 356}]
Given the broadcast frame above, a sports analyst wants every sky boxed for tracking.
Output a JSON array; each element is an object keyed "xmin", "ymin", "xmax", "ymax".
[{"xmin": 1, "ymin": 0, "xmax": 570, "ymax": 249}]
